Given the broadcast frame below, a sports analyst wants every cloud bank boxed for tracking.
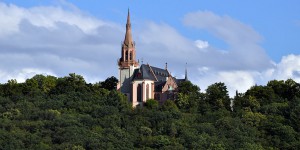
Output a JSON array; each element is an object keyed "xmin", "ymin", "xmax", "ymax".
[
  {"xmin": 0, "ymin": 2, "xmax": 122, "ymax": 83},
  {"xmin": 0, "ymin": 2, "xmax": 299, "ymax": 97}
]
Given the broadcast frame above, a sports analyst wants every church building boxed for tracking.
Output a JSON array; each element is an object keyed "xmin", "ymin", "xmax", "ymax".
[{"xmin": 117, "ymin": 10, "xmax": 187, "ymax": 107}]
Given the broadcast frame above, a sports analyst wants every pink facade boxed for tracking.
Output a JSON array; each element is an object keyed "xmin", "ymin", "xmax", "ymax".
[{"xmin": 117, "ymin": 10, "xmax": 185, "ymax": 107}]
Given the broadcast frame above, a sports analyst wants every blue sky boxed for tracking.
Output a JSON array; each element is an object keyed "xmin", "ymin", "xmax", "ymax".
[
  {"xmin": 0, "ymin": 0, "xmax": 299, "ymax": 96},
  {"xmin": 3, "ymin": 0, "xmax": 299, "ymax": 62}
]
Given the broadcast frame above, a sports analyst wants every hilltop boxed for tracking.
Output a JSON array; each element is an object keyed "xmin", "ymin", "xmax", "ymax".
[{"xmin": 0, "ymin": 73, "xmax": 299, "ymax": 149}]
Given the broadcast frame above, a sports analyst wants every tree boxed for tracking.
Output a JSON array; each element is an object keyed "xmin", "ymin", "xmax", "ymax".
[
  {"xmin": 245, "ymin": 85, "xmax": 275, "ymax": 105},
  {"xmin": 241, "ymin": 108, "xmax": 266, "ymax": 127},
  {"xmin": 105, "ymin": 90, "xmax": 131, "ymax": 112},
  {"xmin": 178, "ymin": 81, "xmax": 200, "ymax": 95},
  {"xmin": 285, "ymin": 79, "xmax": 300, "ymax": 99},
  {"xmin": 175, "ymin": 93, "xmax": 190, "ymax": 110},
  {"xmin": 23, "ymin": 78, "xmax": 39, "ymax": 96},
  {"xmin": 205, "ymin": 82, "xmax": 231, "ymax": 110},
  {"xmin": 100, "ymin": 76, "xmax": 118, "ymax": 91},
  {"xmin": 267, "ymin": 80, "xmax": 288, "ymax": 100},
  {"xmin": 2, "ymin": 79, "xmax": 23, "ymax": 98},
  {"xmin": 176, "ymin": 81, "xmax": 201, "ymax": 112},
  {"xmin": 239, "ymin": 96, "xmax": 261, "ymax": 112},
  {"xmin": 290, "ymin": 105, "xmax": 300, "ymax": 132},
  {"xmin": 0, "ymin": 73, "xmax": 299, "ymax": 149},
  {"xmin": 161, "ymin": 100, "xmax": 179, "ymax": 112},
  {"xmin": 31, "ymin": 75, "xmax": 57, "ymax": 93},
  {"xmin": 66, "ymin": 73, "xmax": 86, "ymax": 87},
  {"xmin": 145, "ymin": 99, "xmax": 159, "ymax": 109},
  {"xmin": 54, "ymin": 73, "xmax": 87, "ymax": 94}
]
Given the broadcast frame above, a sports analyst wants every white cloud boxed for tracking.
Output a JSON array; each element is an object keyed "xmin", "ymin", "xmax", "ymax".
[
  {"xmin": 272, "ymin": 54, "xmax": 300, "ymax": 82},
  {"xmin": 137, "ymin": 22, "xmax": 196, "ymax": 55},
  {"xmin": 0, "ymin": 2, "xmax": 116, "ymax": 35},
  {"xmin": 196, "ymin": 70, "xmax": 258, "ymax": 97},
  {"xmin": 198, "ymin": 66, "xmax": 210, "ymax": 75},
  {"xmin": 195, "ymin": 54, "xmax": 300, "ymax": 97},
  {"xmin": 135, "ymin": 19, "xmax": 271, "ymax": 73},
  {"xmin": 0, "ymin": 68, "xmax": 56, "ymax": 83},
  {"xmin": 195, "ymin": 40, "xmax": 209, "ymax": 50},
  {"xmin": 183, "ymin": 11, "xmax": 272, "ymax": 71},
  {"xmin": 0, "ymin": 2, "xmax": 299, "ymax": 99},
  {"xmin": 0, "ymin": 2, "xmax": 122, "ymax": 83},
  {"xmin": 131, "ymin": 11, "xmax": 277, "ymax": 96},
  {"xmin": 184, "ymin": 11, "xmax": 262, "ymax": 45}
]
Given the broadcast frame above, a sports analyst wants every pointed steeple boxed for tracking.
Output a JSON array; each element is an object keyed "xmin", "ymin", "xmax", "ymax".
[
  {"xmin": 124, "ymin": 9, "xmax": 133, "ymax": 47},
  {"xmin": 118, "ymin": 9, "xmax": 139, "ymax": 68}
]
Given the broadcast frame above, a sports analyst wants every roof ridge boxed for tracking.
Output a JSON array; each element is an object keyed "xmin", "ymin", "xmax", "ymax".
[
  {"xmin": 151, "ymin": 65, "xmax": 166, "ymax": 70},
  {"xmin": 170, "ymin": 76, "xmax": 178, "ymax": 88},
  {"xmin": 148, "ymin": 64, "xmax": 158, "ymax": 81}
]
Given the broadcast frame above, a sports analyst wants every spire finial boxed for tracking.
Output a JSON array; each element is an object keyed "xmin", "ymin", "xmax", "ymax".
[
  {"xmin": 185, "ymin": 63, "xmax": 188, "ymax": 81},
  {"xmin": 127, "ymin": 8, "xmax": 130, "ymax": 25},
  {"xmin": 165, "ymin": 62, "xmax": 168, "ymax": 70}
]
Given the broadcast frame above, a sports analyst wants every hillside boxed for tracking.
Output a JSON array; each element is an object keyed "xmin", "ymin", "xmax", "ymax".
[{"xmin": 0, "ymin": 73, "xmax": 299, "ymax": 149}]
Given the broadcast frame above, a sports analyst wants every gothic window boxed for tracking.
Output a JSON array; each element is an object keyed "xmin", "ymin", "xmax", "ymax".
[
  {"xmin": 146, "ymin": 84, "xmax": 149, "ymax": 100},
  {"xmin": 125, "ymin": 51, "xmax": 128, "ymax": 61},
  {"xmin": 130, "ymin": 52, "xmax": 132, "ymax": 60},
  {"xmin": 137, "ymin": 84, "xmax": 142, "ymax": 102}
]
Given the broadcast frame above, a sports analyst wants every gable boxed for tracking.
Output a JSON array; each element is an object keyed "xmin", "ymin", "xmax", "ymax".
[{"xmin": 161, "ymin": 76, "xmax": 178, "ymax": 92}]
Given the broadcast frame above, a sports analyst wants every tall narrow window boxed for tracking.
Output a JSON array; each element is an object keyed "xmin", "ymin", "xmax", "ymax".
[
  {"xmin": 146, "ymin": 84, "xmax": 149, "ymax": 100},
  {"xmin": 130, "ymin": 52, "xmax": 132, "ymax": 60},
  {"xmin": 137, "ymin": 84, "xmax": 142, "ymax": 102},
  {"xmin": 125, "ymin": 51, "xmax": 128, "ymax": 61}
]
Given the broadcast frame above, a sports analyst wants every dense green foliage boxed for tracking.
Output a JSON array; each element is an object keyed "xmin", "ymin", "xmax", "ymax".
[{"xmin": 0, "ymin": 74, "xmax": 299, "ymax": 149}]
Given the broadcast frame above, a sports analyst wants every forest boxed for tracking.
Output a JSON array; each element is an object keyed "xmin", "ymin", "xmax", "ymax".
[{"xmin": 0, "ymin": 73, "xmax": 299, "ymax": 150}]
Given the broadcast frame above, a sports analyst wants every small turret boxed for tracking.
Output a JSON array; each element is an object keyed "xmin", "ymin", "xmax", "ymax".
[{"xmin": 185, "ymin": 63, "xmax": 188, "ymax": 81}]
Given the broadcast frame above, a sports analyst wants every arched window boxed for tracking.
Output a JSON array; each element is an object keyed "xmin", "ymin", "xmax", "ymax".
[
  {"xmin": 130, "ymin": 52, "xmax": 132, "ymax": 60},
  {"xmin": 125, "ymin": 51, "xmax": 128, "ymax": 61},
  {"xmin": 137, "ymin": 84, "xmax": 142, "ymax": 102},
  {"xmin": 146, "ymin": 84, "xmax": 149, "ymax": 100}
]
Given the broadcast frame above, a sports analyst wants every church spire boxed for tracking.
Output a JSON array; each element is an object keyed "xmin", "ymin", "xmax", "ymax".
[
  {"xmin": 124, "ymin": 9, "xmax": 133, "ymax": 47},
  {"xmin": 118, "ymin": 9, "xmax": 139, "ymax": 68}
]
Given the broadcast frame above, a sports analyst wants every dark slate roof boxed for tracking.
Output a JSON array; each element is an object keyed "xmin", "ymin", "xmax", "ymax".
[
  {"xmin": 150, "ymin": 66, "xmax": 169, "ymax": 82},
  {"xmin": 132, "ymin": 64, "xmax": 169, "ymax": 81},
  {"xmin": 132, "ymin": 64, "xmax": 181, "ymax": 92},
  {"xmin": 132, "ymin": 64, "xmax": 155, "ymax": 80}
]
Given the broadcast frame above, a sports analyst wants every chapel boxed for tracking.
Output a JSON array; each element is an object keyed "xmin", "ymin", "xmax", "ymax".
[{"xmin": 117, "ymin": 10, "xmax": 187, "ymax": 107}]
